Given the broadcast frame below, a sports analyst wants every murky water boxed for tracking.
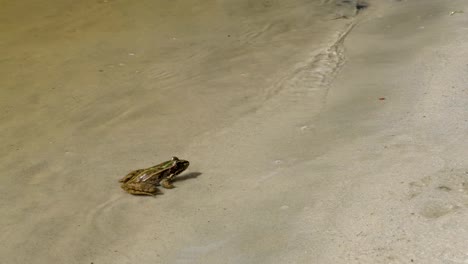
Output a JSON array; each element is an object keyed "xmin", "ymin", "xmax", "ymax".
[{"xmin": 1, "ymin": 0, "xmax": 363, "ymax": 263}]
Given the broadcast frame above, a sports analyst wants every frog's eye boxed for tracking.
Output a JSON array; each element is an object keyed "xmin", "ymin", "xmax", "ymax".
[{"xmin": 172, "ymin": 156, "xmax": 179, "ymax": 161}]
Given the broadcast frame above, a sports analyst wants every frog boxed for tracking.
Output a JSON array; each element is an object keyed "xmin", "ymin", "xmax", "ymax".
[{"xmin": 119, "ymin": 156, "xmax": 190, "ymax": 195}]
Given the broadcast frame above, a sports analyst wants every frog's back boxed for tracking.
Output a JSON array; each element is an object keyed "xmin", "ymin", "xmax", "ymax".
[{"xmin": 119, "ymin": 169, "xmax": 144, "ymax": 183}]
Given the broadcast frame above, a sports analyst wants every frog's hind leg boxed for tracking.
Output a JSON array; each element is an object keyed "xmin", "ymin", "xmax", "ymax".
[
  {"xmin": 126, "ymin": 189, "xmax": 157, "ymax": 196},
  {"xmin": 160, "ymin": 178, "xmax": 175, "ymax": 189},
  {"xmin": 122, "ymin": 182, "xmax": 160, "ymax": 195}
]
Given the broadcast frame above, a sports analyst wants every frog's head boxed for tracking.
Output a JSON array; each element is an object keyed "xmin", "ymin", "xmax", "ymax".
[{"xmin": 170, "ymin": 156, "xmax": 190, "ymax": 176}]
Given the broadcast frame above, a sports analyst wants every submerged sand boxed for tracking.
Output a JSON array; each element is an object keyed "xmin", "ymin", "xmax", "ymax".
[{"xmin": 1, "ymin": 0, "xmax": 468, "ymax": 263}]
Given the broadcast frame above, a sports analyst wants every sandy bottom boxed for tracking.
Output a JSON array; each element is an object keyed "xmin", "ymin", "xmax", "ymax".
[{"xmin": 1, "ymin": 0, "xmax": 468, "ymax": 263}]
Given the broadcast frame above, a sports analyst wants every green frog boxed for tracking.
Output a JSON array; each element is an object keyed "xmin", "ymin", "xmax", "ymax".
[{"xmin": 119, "ymin": 156, "xmax": 190, "ymax": 195}]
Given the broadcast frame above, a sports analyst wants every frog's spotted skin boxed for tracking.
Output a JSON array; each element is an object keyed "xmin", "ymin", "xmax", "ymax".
[{"xmin": 119, "ymin": 157, "xmax": 189, "ymax": 195}]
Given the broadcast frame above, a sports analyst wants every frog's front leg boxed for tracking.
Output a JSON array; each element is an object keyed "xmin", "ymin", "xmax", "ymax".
[{"xmin": 160, "ymin": 178, "xmax": 175, "ymax": 189}]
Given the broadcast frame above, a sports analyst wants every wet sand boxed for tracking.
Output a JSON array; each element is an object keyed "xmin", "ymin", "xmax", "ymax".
[{"xmin": 2, "ymin": 0, "xmax": 468, "ymax": 263}]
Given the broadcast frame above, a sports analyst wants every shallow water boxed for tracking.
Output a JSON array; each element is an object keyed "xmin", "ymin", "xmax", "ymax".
[
  {"xmin": 1, "ymin": 0, "xmax": 358, "ymax": 152},
  {"xmin": 1, "ymin": 0, "xmax": 364, "ymax": 263}
]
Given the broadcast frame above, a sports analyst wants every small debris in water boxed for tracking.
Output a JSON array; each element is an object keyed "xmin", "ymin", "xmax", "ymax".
[
  {"xmin": 450, "ymin": 10, "xmax": 464, "ymax": 16},
  {"xmin": 128, "ymin": 53, "xmax": 135, "ymax": 56},
  {"xmin": 437, "ymin": 186, "xmax": 452, "ymax": 191},
  {"xmin": 378, "ymin": 97, "xmax": 386, "ymax": 100},
  {"xmin": 331, "ymin": 15, "xmax": 349, "ymax": 20},
  {"xmin": 356, "ymin": 1, "xmax": 368, "ymax": 11}
]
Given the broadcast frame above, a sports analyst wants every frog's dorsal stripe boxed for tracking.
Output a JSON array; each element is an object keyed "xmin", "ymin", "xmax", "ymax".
[
  {"xmin": 138, "ymin": 173, "xmax": 150, "ymax": 181},
  {"xmin": 160, "ymin": 161, "xmax": 174, "ymax": 169}
]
